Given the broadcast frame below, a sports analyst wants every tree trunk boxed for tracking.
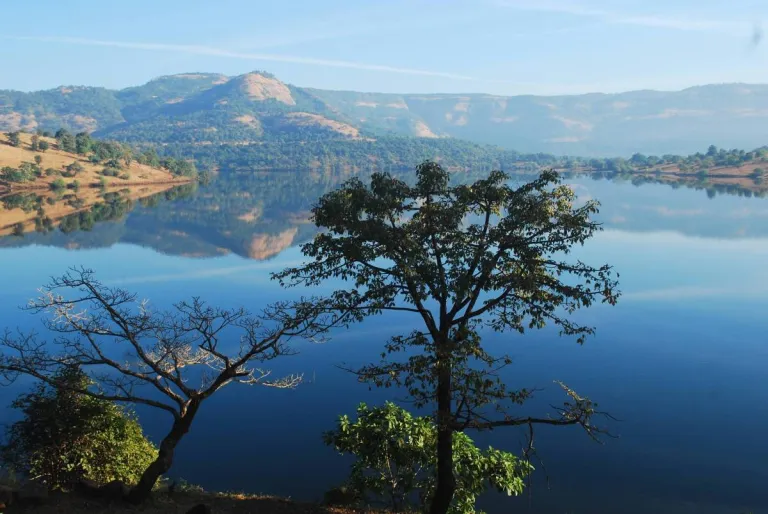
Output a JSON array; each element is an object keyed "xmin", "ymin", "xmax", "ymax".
[
  {"xmin": 126, "ymin": 402, "xmax": 200, "ymax": 504},
  {"xmin": 429, "ymin": 359, "xmax": 455, "ymax": 514}
]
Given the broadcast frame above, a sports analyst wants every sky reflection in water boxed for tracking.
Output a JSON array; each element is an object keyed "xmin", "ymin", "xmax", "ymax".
[{"xmin": 0, "ymin": 174, "xmax": 766, "ymax": 513}]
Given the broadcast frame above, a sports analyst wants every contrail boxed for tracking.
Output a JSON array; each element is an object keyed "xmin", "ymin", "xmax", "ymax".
[{"xmin": 6, "ymin": 35, "xmax": 478, "ymax": 81}]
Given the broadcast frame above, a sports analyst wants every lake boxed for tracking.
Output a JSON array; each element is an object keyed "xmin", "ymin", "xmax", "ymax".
[{"xmin": 1, "ymin": 171, "xmax": 767, "ymax": 514}]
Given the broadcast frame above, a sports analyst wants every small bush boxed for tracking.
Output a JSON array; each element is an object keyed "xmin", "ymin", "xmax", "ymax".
[
  {"xmin": 0, "ymin": 367, "xmax": 157, "ymax": 489},
  {"xmin": 64, "ymin": 161, "xmax": 84, "ymax": 175},
  {"xmin": 5, "ymin": 131, "xmax": 21, "ymax": 147},
  {"xmin": 50, "ymin": 178, "xmax": 66, "ymax": 191},
  {"xmin": 324, "ymin": 402, "xmax": 532, "ymax": 513}
]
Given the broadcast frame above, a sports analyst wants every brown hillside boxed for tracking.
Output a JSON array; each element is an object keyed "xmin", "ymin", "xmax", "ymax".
[
  {"xmin": 283, "ymin": 113, "xmax": 361, "ymax": 138},
  {"xmin": 240, "ymin": 73, "xmax": 296, "ymax": 105},
  {"xmin": 0, "ymin": 133, "xmax": 191, "ymax": 192}
]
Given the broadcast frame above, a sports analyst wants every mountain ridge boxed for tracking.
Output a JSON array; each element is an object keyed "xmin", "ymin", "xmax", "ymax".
[{"xmin": 3, "ymin": 71, "xmax": 768, "ymax": 156}]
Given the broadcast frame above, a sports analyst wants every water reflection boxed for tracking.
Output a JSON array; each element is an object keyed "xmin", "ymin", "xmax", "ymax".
[
  {"xmin": 3, "ymin": 170, "xmax": 768, "ymax": 260},
  {"xmin": 1, "ymin": 169, "xmax": 768, "ymax": 513}
]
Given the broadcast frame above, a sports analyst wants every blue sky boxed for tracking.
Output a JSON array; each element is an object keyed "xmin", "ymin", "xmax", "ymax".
[{"xmin": 1, "ymin": 0, "xmax": 767, "ymax": 95}]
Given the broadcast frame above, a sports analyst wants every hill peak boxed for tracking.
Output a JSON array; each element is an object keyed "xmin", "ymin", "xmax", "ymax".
[{"xmin": 232, "ymin": 72, "xmax": 295, "ymax": 105}]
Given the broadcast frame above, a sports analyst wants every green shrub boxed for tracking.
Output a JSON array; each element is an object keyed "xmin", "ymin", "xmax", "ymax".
[
  {"xmin": 1, "ymin": 166, "xmax": 31, "ymax": 183},
  {"xmin": 324, "ymin": 402, "xmax": 532, "ymax": 513},
  {"xmin": 0, "ymin": 367, "xmax": 157, "ymax": 489},
  {"xmin": 64, "ymin": 161, "xmax": 84, "ymax": 175},
  {"xmin": 5, "ymin": 131, "xmax": 21, "ymax": 147}
]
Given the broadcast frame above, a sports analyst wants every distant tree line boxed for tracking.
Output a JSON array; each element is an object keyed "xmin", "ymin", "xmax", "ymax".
[{"xmin": 139, "ymin": 134, "xmax": 768, "ymax": 178}]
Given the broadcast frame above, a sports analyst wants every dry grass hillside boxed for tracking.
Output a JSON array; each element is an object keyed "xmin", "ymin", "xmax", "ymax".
[{"xmin": 0, "ymin": 133, "xmax": 190, "ymax": 191}]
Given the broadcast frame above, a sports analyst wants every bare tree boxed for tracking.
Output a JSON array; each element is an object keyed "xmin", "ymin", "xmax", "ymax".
[{"xmin": 0, "ymin": 267, "xmax": 340, "ymax": 503}]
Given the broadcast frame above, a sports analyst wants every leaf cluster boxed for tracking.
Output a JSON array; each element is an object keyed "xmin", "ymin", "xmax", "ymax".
[{"xmin": 324, "ymin": 402, "xmax": 532, "ymax": 513}]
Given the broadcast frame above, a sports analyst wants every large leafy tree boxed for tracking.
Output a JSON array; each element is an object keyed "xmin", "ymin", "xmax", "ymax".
[
  {"xmin": 1, "ymin": 366, "xmax": 157, "ymax": 489},
  {"xmin": 324, "ymin": 402, "xmax": 531, "ymax": 513},
  {"xmin": 276, "ymin": 162, "xmax": 620, "ymax": 514},
  {"xmin": 0, "ymin": 268, "xmax": 341, "ymax": 503}
]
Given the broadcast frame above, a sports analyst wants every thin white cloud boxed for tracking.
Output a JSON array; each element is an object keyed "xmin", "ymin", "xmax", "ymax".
[
  {"xmin": 623, "ymin": 284, "xmax": 768, "ymax": 301},
  {"xmin": 109, "ymin": 260, "xmax": 305, "ymax": 285},
  {"xmin": 496, "ymin": 0, "xmax": 749, "ymax": 35},
  {"xmin": 6, "ymin": 36, "xmax": 477, "ymax": 81},
  {"xmin": 223, "ymin": 3, "xmax": 481, "ymax": 52}
]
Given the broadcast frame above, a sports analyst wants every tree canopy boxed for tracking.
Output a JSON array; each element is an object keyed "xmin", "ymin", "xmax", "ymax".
[{"xmin": 276, "ymin": 162, "xmax": 620, "ymax": 513}]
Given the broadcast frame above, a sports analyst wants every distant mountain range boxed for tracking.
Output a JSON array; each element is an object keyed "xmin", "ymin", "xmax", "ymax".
[{"xmin": 2, "ymin": 71, "xmax": 768, "ymax": 156}]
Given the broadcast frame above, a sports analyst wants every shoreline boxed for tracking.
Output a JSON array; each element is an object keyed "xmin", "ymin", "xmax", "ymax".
[{"xmin": 0, "ymin": 177, "xmax": 194, "ymax": 195}]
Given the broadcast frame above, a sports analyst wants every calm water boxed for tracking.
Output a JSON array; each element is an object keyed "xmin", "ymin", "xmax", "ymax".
[{"xmin": 1, "ymin": 171, "xmax": 767, "ymax": 513}]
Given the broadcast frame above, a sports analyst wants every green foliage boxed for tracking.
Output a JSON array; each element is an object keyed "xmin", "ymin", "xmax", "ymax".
[
  {"xmin": 50, "ymin": 178, "xmax": 66, "ymax": 191},
  {"xmin": 75, "ymin": 132, "xmax": 93, "ymax": 154},
  {"xmin": 1, "ymin": 165, "xmax": 33, "ymax": 183},
  {"xmin": 11, "ymin": 222, "xmax": 24, "ymax": 236},
  {"xmin": 64, "ymin": 161, "xmax": 84, "ymax": 176},
  {"xmin": 34, "ymin": 214, "xmax": 54, "ymax": 233},
  {"xmin": 278, "ymin": 162, "xmax": 619, "ymax": 513},
  {"xmin": 57, "ymin": 191, "xmax": 135, "ymax": 233},
  {"xmin": 324, "ymin": 402, "xmax": 531, "ymax": 513},
  {"xmin": 34, "ymin": 155, "xmax": 43, "ymax": 166},
  {"xmin": 0, "ymin": 367, "xmax": 157, "ymax": 489},
  {"xmin": 57, "ymin": 132, "xmax": 76, "ymax": 153},
  {"xmin": 105, "ymin": 158, "xmax": 123, "ymax": 170},
  {"xmin": 38, "ymin": 140, "xmax": 50, "ymax": 152},
  {"xmin": 5, "ymin": 131, "xmax": 21, "ymax": 147},
  {"xmin": 161, "ymin": 157, "xmax": 198, "ymax": 177},
  {"xmin": 168, "ymin": 137, "xmax": 555, "ymax": 174},
  {"xmin": 2, "ymin": 192, "xmax": 43, "ymax": 213}
]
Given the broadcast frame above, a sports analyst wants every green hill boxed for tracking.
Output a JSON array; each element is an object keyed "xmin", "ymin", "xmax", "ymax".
[{"xmin": 3, "ymin": 72, "xmax": 768, "ymax": 157}]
